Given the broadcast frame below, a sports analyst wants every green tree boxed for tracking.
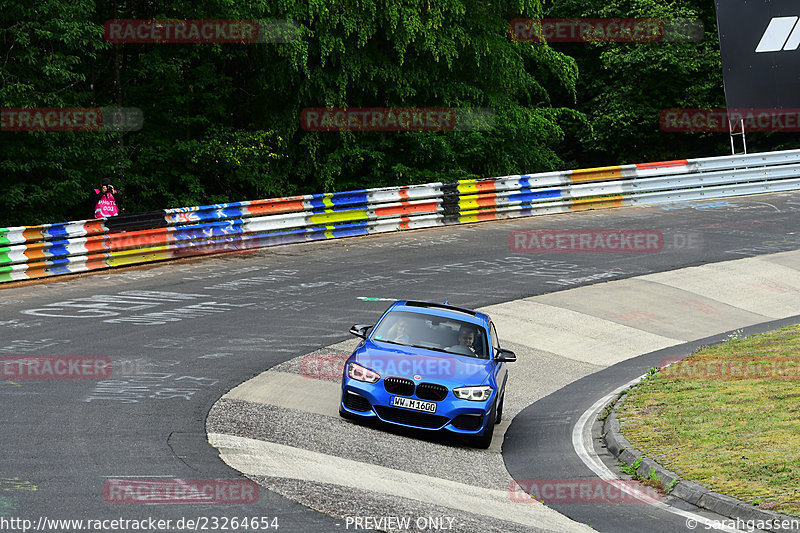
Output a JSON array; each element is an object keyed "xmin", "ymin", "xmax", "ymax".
[
  {"xmin": 545, "ymin": 0, "xmax": 800, "ymax": 165},
  {"xmin": 0, "ymin": 1, "xmax": 116, "ymax": 224},
  {"xmin": 2, "ymin": 0, "xmax": 585, "ymax": 226}
]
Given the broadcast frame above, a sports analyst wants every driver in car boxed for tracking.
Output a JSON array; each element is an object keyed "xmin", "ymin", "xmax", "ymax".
[{"xmin": 454, "ymin": 326, "xmax": 476, "ymax": 355}]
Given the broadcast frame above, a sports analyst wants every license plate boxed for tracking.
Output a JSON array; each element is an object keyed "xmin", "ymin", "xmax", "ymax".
[{"xmin": 392, "ymin": 396, "xmax": 437, "ymax": 413}]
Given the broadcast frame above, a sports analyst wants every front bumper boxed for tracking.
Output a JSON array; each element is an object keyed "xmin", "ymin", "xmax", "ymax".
[{"xmin": 340, "ymin": 379, "xmax": 495, "ymax": 435}]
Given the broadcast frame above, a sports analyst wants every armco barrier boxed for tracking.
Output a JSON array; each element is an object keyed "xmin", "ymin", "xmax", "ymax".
[{"xmin": 3, "ymin": 148, "xmax": 800, "ymax": 284}]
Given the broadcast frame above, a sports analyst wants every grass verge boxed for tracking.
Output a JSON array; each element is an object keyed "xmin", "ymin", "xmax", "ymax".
[{"xmin": 617, "ymin": 324, "xmax": 800, "ymax": 516}]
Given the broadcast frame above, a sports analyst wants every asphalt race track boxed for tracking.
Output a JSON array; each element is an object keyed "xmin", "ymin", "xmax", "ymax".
[
  {"xmin": 206, "ymin": 250, "xmax": 800, "ymax": 532},
  {"xmin": 2, "ymin": 191, "xmax": 800, "ymax": 532},
  {"xmin": 504, "ymin": 313, "xmax": 800, "ymax": 533}
]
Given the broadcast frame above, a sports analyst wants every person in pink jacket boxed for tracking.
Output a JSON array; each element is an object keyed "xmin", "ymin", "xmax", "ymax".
[{"xmin": 90, "ymin": 178, "xmax": 123, "ymax": 219}]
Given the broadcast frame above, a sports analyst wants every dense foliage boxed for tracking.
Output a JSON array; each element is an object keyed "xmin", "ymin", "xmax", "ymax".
[{"xmin": 0, "ymin": 0, "xmax": 794, "ymax": 226}]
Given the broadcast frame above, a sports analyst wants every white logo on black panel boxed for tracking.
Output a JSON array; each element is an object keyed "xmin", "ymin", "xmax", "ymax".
[{"xmin": 756, "ymin": 16, "xmax": 800, "ymax": 52}]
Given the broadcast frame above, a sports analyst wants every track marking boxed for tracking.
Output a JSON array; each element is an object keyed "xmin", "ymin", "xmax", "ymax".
[
  {"xmin": 210, "ymin": 433, "xmax": 594, "ymax": 532},
  {"xmin": 572, "ymin": 376, "xmax": 748, "ymax": 533}
]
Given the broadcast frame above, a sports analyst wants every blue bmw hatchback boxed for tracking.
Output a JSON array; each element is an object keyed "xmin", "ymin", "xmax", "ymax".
[{"xmin": 339, "ymin": 301, "xmax": 516, "ymax": 448}]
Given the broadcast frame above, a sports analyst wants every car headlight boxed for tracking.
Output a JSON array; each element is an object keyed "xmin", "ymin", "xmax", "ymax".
[
  {"xmin": 347, "ymin": 362, "xmax": 381, "ymax": 383},
  {"xmin": 453, "ymin": 385, "xmax": 493, "ymax": 401}
]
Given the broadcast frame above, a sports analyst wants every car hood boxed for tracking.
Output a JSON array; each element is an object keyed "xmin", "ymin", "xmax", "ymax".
[{"xmin": 352, "ymin": 339, "xmax": 491, "ymax": 386}]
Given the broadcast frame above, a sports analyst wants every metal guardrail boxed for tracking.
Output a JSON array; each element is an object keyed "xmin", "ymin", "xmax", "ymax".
[{"xmin": 3, "ymin": 148, "xmax": 800, "ymax": 284}]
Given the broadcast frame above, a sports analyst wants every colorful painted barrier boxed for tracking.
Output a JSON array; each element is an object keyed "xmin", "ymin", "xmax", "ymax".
[{"xmin": 3, "ymin": 148, "xmax": 800, "ymax": 284}]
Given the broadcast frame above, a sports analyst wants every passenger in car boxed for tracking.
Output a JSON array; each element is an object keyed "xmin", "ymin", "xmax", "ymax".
[{"xmin": 388, "ymin": 318, "xmax": 411, "ymax": 343}]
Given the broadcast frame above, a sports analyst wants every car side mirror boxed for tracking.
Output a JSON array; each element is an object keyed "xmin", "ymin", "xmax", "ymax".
[
  {"xmin": 349, "ymin": 324, "xmax": 372, "ymax": 339},
  {"xmin": 494, "ymin": 348, "xmax": 516, "ymax": 362}
]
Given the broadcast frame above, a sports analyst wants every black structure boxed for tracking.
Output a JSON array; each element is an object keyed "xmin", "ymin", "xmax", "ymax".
[{"xmin": 715, "ymin": 0, "xmax": 800, "ymax": 110}]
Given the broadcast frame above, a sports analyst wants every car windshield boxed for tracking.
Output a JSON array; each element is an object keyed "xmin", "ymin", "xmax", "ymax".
[{"xmin": 370, "ymin": 310, "xmax": 489, "ymax": 358}]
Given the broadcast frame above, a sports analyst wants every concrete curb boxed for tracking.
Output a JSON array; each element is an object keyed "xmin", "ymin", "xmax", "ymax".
[{"xmin": 602, "ymin": 389, "xmax": 800, "ymax": 532}]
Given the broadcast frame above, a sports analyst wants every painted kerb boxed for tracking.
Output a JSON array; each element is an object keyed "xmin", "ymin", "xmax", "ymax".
[{"xmin": 2, "ymin": 149, "xmax": 800, "ymax": 284}]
